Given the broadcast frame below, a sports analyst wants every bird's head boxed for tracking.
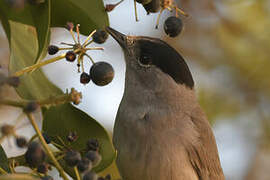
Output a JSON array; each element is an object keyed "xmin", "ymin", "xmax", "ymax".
[{"xmin": 106, "ymin": 27, "xmax": 194, "ymax": 89}]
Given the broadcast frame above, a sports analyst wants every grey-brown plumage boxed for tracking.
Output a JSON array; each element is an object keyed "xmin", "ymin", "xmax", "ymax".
[{"xmin": 106, "ymin": 27, "xmax": 225, "ymax": 180}]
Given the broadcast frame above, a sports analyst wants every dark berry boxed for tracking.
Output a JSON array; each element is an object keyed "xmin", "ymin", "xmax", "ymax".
[
  {"xmin": 164, "ymin": 16, "xmax": 183, "ymax": 37},
  {"xmin": 143, "ymin": 0, "xmax": 160, "ymax": 14},
  {"xmin": 83, "ymin": 171, "xmax": 98, "ymax": 180},
  {"xmin": 37, "ymin": 163, "xmax": 49, "ymax": 174},
  {"xmin": 105, "ymin": 174, "xmax": 111, "ymax": 180},
  {"xmin": 1, "ymin": 124, "xmax": 14, "ymax": 136},
  {"xmin": 64, "ymin": 150, "xmax": 81, "ymax": 167},
  {"xmin": 15, "ymin": 136, "xmax": 27, "ymax": 148},
  {"xmin": 41, "ymin": 176, "xmax": 53, "ymax": 180},
  {"xmin": 48, "ymin": 45, "xmax": 59, "ymax": 55},
  {"xmin": 66, "ymin": 22, "xmax": 74, "ymax": 31},
  {"xmin": 23, "ymin": 101, "xmax": 39, "ymax": 113},
  {"xmin": 86, "ymin": 139, "xmax": 99, "ymax": 151},
  {"xmin": 92, "ymin": 30, "xmax": 108, "ymax": 44},
  {"xmin": 80, "ymin": 72, "xmax": 91, "ymax": 84},
  {"xmin": 42, "ymin": 132, "xmax": 51, "ymax": 144},
  {"xmin": 66, "ymin": 131, "xmax": 78, "ymax": 142},
  {"xmin": 65, "ymin": 51, "xmax": 76, "ymax": 62},
  {"xmin": 77, "ymin": 158, "xmax": 92, "ymax": 173},
  {"xmin": 25, "ymin": 142, "xmax": 46, "ymax": 167},
  {"xmin": 90, "ymin": 62, "xmax": 114, "ymax": 86},
  {"xmin": 85, "ymin": 151, "xmax": 102, "ymax": 167},
  {"xmin": 6, "ymin": 76, "xmax": 20, "ymax": 87}
]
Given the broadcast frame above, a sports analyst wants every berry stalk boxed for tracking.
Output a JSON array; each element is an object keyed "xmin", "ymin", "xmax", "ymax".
[
  {"xmin": 74, "ymin": 166, "xmax": 81, "ymax": 180},
  {"xmin": 26, "ymin": 113, "xmax": 69, "ymax": 180},
  {"xmin": 0, "ymin": 167, "xmax": 7, "ymax": 175}
]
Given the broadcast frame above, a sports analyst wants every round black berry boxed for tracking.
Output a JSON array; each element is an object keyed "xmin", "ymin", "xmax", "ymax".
[
  {"xmin": 15, "ymin": 136, "xmax": 27, "ymax": 148},
  {"xmin": 6, "ymin": 76, "xmax": 20, "ymax": 87},
  {"xmin": 41, "ymin": 176, "xmax": 53, "ymax": 180},
  {"xmin": 64, "ymin": 150, "xmax": 81, "ymax": 167},
  {"xmin": 85, "ymin": 150, "xmax": 102, "ymax": 167},
  {"xmin": 143, "ymin": 0, "xmax": 160, "ymax": 14},
  {"xmin": 90, "ymin": 62, "xmax": 114, "ymax": 86},
  {"xmin": 25, "ymin": 142, "xmax": 46, "ymax": 167},
  {"xmin": 92, "ymin": 30, "xmax": 108, "ymax": 44},
  {"xmin": 37, "ymin": 163, "xmax": 49, "ymax": 174},
  {"xmin": 164, "ymin": 16, "xmax": 183, "ymax": 37},
  {"xmin": 77, "ymin": 158, "xmax": 92, "ymax": 173},
  {"xmin": 105, "ymin": 174, "xmax": 111, "ymax": 180},
  {"xmin": 65, "ymin": 51, "xmax": 76, "ymax": 62},
  {"xmin": 83, "ymin": 171, "xmax": 98, "ymax": 180},
  {"xmin": 48, "ymin": 45, "xmax": 59, "ymax": 55},
  {"xmin": 66, "ymin": 131, "xmax": 78, "ymax": 142},
  {"xmin": 23, "ymin": 101, "xmax": 39, "ymax": 113},
  {"xmin": 86, "ymin": 139, "xmax": 99, "ymax": 151},
  {"xmin": 80, "ymin": 72, "xmax": 91, "ymax": 84},
  {"xmin": 42, "ymin": 132, "xmax": 51, "ymax": 144}
]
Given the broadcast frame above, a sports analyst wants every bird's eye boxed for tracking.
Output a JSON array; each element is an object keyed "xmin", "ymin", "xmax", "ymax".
[{"xmin": 138, "ymin": 54, "xmax": 152, "ymax": 67}]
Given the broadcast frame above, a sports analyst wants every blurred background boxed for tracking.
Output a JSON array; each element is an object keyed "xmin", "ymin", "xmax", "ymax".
[{"xmin": 1, "ymin": 0, "xmax": 270, "ymax": 179}]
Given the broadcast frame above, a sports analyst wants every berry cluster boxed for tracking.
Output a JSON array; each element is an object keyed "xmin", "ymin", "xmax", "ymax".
[
  {"xmin": 47, "ymin": 23, "xmax": 114, "ymax": 86},
  {"xmin": 62, "ymin": 138, "xmax": 110, "ymax": 180},
  {"xmin": 105, "ymin": 0, "xmax": 186, "ymax": 37}
]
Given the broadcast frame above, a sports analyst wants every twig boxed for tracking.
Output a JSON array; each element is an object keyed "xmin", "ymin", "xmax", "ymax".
[{"xmin": 26, "ymin": 113, "xmax": 69, "ymax": 180}]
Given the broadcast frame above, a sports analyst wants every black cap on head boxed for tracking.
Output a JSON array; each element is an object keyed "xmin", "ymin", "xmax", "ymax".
[{"xmin": 106, "ymin": 27, "xmax": 194, "ymax": 89}]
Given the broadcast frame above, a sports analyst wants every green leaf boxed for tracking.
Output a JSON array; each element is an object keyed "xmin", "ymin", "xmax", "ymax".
[
  {"xmin": 42, "ymin": 103, "xmax": 116, "ymax": 175},
  {"xmin": 0, "ymin": 145, "xmax": 10, "ymax": 173},
  {"xmin": 0, "ymin": 174, "xmax": 39, "ymax": 180},
  {"xmin": 51, "ymin": 0, "xmax": 109, "ymax": 35},
  {"xmin": 0, "ymin": 0, "xmax": 51, "ymax": 63},
  {"xmin": 8, "ymin": 20, "xmax": 62, "ymax": 99}
]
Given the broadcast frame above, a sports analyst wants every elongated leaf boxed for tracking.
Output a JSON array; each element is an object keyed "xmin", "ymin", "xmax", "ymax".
[
  {"xmin": 8, "ymin": 20, "xmax": 62, "ymax": 99},
  {"xmin": 0, "ymin": 145, "xmax": 10, "ymax": 173},
  {"xmin": 0, "ymin": 0, "xmax": 51, "ymax": 63},
  {"xmin": 43, "ymin": 103, "xmax": 116, "ymax": 175},
  {"xmin": 51, "ymin": 0, "xmax": 109, "ymax": 35}
]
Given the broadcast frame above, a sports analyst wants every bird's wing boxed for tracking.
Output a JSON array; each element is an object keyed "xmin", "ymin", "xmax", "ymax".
[{"xmin": 186, "ymin": 106, "xmax": 225, "ymax": 180}]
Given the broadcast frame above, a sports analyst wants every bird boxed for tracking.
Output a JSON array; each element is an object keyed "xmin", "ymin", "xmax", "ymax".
[{"xmin": 105, "ymin": 27, "xmax": 225, "ymax": 180}]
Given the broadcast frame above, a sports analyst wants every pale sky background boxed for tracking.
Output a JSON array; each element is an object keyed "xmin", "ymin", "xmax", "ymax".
[{"xmin": 0, "ymin": 0, "xmax": 260, "ymax": 179}]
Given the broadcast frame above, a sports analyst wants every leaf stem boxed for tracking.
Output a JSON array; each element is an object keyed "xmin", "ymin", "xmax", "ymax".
[
  {"xmin": 0, "ymin": 167, "xmax": 7, "ymax": 174},
  {"xmin": 0, "ymin": 88, "xmax": 82, "ymax": 108},
  {"xmin": 0, "ymin": 99, "xmax": 26, "ymax": 108},
  {"xmin": 26, "ymin": 113, "xmax": 69, "ymax": 180},
  {"xmin": 82, "ymin": 30, "xmax": 96, "ymax": 47},
  {"xmin": 74, "ymin": 166, "xmax": 81, "ymax": 180},
  {"xmin": 13, "ymin": 53, "xmax": 66, "ymax": 77}
]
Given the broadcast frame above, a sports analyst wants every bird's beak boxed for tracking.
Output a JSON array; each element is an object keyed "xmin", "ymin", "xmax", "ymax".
[{"xmin": 105, "ymin": 27, "xmax": 127, "ymax": 49}]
